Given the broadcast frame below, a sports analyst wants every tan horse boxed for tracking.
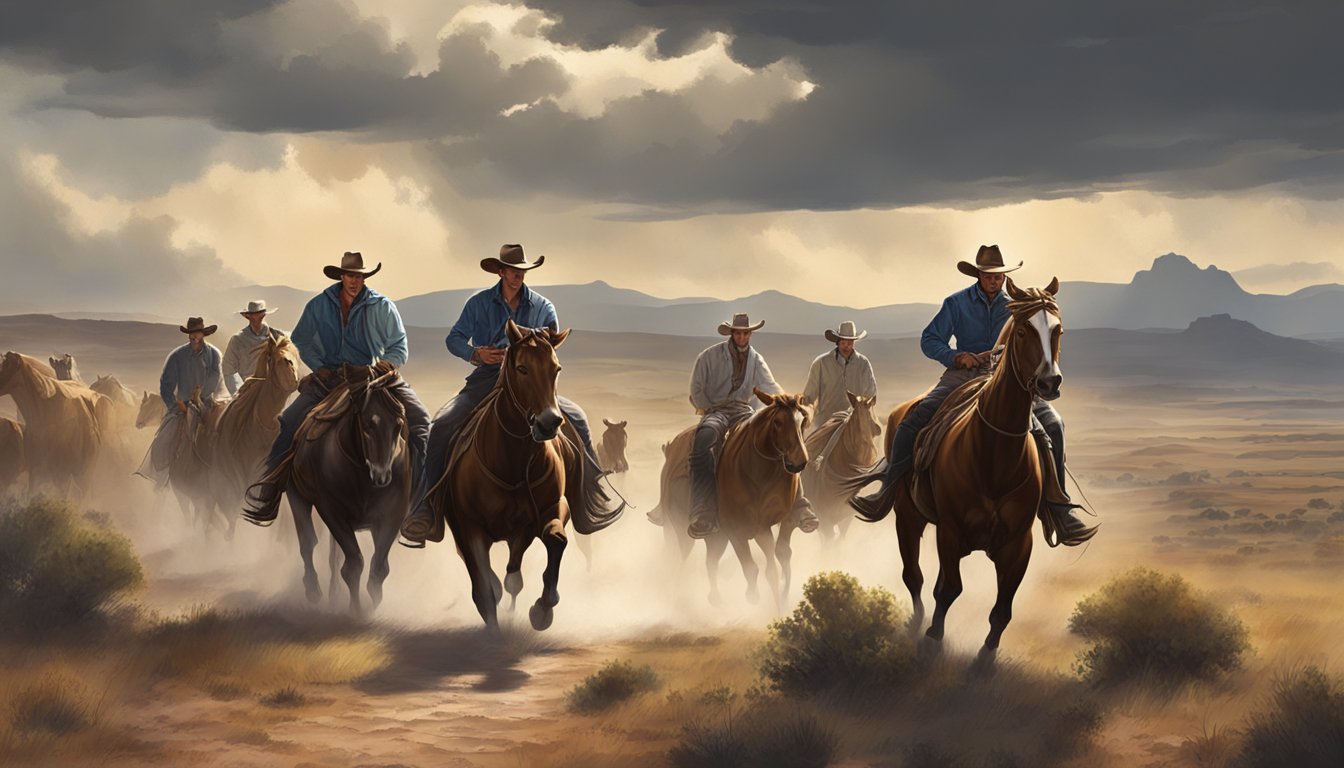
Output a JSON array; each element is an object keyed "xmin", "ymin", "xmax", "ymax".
[
  {"xmin": 428, "ymin": 319, "xmax": 621, "ymax": 633},
  {"xmin": 134, "ymin": 390, "xmax": 159, "ymax": 430},
  {"xmin": 862, "ymin": 278, "xmax": 1066, "ymax": 661},
  {"xmin": 800, "ymin": 392, "xmax": 882, "ymax": 545},
  {"xmin": 0, "ymin": 416, "xmax": 25, "ymax": 493},
  {"xmin": 653, "ymin": 389, "xmax": 812, "ymax": 607},
  {"xmin": 90, "ymin": 374, "xmax": 139, "ymax": 429},
  {"xmin": 0, "ymin": 352, "xmax": 109, "ymax": 496},
  {"xmin": 209, "ymin": 336, "xmax": 300, "ymax": 523}
]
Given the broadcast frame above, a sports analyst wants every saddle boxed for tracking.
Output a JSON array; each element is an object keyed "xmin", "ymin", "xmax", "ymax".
[{"xmin": 301, "ymin": 363, "xmax": 397, "ymax": 443}]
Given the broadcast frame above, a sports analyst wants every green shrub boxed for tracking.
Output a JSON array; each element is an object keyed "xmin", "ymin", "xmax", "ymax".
[
  {"xmin": 758, "ymin": 571, "xmax": 916, "ymax": 695},
  {"xmin": 0, "ymin": 498, "xmax": 143, "ymax": 637},
  {"xmin": 1239, "ymin": 666, "xmax": 1344, "ymax": 767},
  {"xmin": 8, "ymin": 674, "xmax": 94, "ymax": 735},
  {"xmin": 566, "ymin": 660, "xmax": 660, "ymax": 713},
  {"xmin": 1068, "ymin": 568, "xmax": 1249, "ymax": 685}
]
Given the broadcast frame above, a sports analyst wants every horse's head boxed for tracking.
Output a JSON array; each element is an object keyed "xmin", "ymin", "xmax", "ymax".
[
  {"xmin": 846, "ymin": 391, "xmax": 883, "ymax": 439},
  {"xmin": 356, "ymin": 370, "xmax": 407, "ymax": 488},
  {"xmin": 49, "ymin": 354, "xmax": 78, "ymax": 381},
  {"xmin": 753, "ymin": 388, "xmax": 811, "ymax": 474},
  {"xmin": 265, "ymin": 337, "xmax": 301, "ymax": 393},
  {"xmin": 601, "ymin": 418, "xmax": 629, "ymax": 472},
  {"xmin": 1003, "ymin": 276, "xmax": 1063, "ymax": 400},
  {"xmin": 502, "ymin": 318, "xmax": 570, "ymax": 442},
  {"xmin": 135, "ymin": 390, "xmax": 158, "ymax": 429},
  {"xmin": 0, "ymin": 352, "xmax": 18, "ymax": 391}
]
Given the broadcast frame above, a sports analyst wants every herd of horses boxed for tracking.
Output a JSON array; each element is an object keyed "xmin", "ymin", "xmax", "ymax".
[{"xmin": 1, "ymin": 278, "xmax": 1073, "ymax": 656}]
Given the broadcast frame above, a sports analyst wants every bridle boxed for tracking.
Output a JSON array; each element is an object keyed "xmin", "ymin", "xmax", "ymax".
[{"xmin": 975, "ymin": 295, "xmax": 1059, "ymax": 438}]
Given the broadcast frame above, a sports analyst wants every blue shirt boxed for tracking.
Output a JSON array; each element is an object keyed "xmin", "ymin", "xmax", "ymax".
[
  {"xmin": 290, "ymin": 284, "xmax": 409, "ymax": 373},
  {"xmin": 159, "ymin": 342, "xmax": 223, "ymax": 411},
  {"xmin": 920, "ymin": 283, "xmax": 1011, "ymax": 368},
  {"xmin": 446, "ymin": 281, "xmax": 558, "ymax": 383}
]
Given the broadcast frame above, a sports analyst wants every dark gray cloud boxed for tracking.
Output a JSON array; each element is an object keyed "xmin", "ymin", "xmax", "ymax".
[
  {"xmin": 0, "ymin": 154, "xmax": 241, "ymax": 313},
  {"xmin": 4, "ymin": 0, "xmax": 1343, "ymax": 212}
]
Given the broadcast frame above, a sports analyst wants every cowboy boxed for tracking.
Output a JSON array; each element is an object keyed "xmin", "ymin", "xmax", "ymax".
[
  {"xmin": 803, "ymin": 320, "xmax": 878, "ymax": 425},
  {"xmin": 243, "ymin": 252, "xmax": 431, "ymax": 524},
  {"xmin": 685, "ymin": 313, "xmax": 818, "ymax": 538},
  {"xmin": 399, "ymin": 244, "xmax": 606, "ymax": 546},
  {"xmin": 221, "ymin": 299, "xmax": 289, "ymax": 396},
  {"xmin": 136, "ymin": 316, "xmax": 224, "ymax": 485},
  {"xmin": 849, "ymin": 245, "xmax": 1094, "ymax": 545}
]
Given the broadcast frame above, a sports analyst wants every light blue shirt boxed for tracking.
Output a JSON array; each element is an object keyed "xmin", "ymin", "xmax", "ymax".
[
  {"xmin": 159, "ymin": 342, "xmax": 223, "ymax": 411},
  {"xmin": 446, "ymin": 281, "xmax": 558, "ymax": 383},
  {"xmin": 920, "ymin": 284, "xmax": 1011, "ymax": 368},
  {"xmin": 290, "ymin": 283, "xmax": 409, "ymax": 373}
]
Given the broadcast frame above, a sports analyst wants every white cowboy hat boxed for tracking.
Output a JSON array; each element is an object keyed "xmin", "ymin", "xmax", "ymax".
[
  {"xmin": 238, "ymin": 300, "xmax": 277, "ymax": 316},
  {"xmin": 717, "ymin": 312, "xmax": 765, "ymax": 335},
  {"xmin": 824, "ymin": 320, "xmax": 867, "ymax": 343}
]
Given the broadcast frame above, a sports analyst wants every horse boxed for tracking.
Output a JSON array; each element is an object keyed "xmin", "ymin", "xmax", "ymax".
[
  {"xmin": 800, "ymin": 391, "xmax": 882, "ymax": 545},
  {"xmin": 165, "ymin": 388, "xmax": 227, "ymax": 537},
  {"xmin": 0, "ymin": 416, "xmax": 25, "ymax": 493},
  {"xmin": 427, "ymin": 318, "xmax": 621, "ymax": 633},
  {"xmin": 283, "ymin": 363, "xmax": 410, "ymax": 614},
  {"xmin": 856, "ymin": 277, "xmax": 1066, "ymax": 661},
  {"xmin": 135, "ymin": 390, "xmax": 159, "ymax": 430},
  {"xmin": 90, "ymin": 374, "xmax": 139, "ymax": 429},
  {"xmin": 596, "ymin": 419, "xmax": 630, "ymax": 473},
  {"xmin": 49, "ymin": 354, "xmax": 81, "ymax": 382},
  {"xmin": 0, "ymin": 352, "xmax": 109, "ymax": 497},
  {"xmin": 652, "ymin": 389, "xmax": 812, "ymax": 607},
  {"xmin": 208, "ymin": 336, "xmax": 300, "ymax": 524}
]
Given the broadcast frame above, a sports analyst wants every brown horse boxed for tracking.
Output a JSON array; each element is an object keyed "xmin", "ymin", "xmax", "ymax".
[
  {"xmin": 596, "ymin": 419, "xmax": 629, "ymax": 473},
  {"xmin": 0, "ymin": 352, "xmax": 109, "ymax": 496},
  {"xmin": 209, "ymin": 336, "xmax": 300, "ymax": 522},
  {"xmin": 167, "ymin": 388, "xmax": 227, "ymax": 536},
  {"xmin": 653, "ymin": 389, "xmax": 812, "ymax": 607},
  {"xmin": 0, "ymin": 416, "xmax": 25, "ymax": 493},
  {"xmin": 284, "ymin": 364, "xmax": 410, "ymax": 614},
  {"xmin": 861, "ymin": 277, "xmax": 1066, "ymax": 660},
  {"xmin": 428, "ymin": 319, "xmax": 621, "ymax": 633},
  {"xmin": 800, "ymin": 392, "xmax": 882, "ymax": 545},
  {"xmin": 134, "ymin": 390, "xmax": 160, "ymax": 430},
  {"xmin": 90, "ymin": 374, "xmax": 139, "ymax": 430}
]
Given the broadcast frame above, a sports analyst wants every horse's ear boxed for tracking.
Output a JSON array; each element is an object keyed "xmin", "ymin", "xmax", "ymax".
[
  {"xmin": 603, "ymin": 418, "xmax": 614, "ymax": 427},
  {"xmin": 506, "ymin": 318, "xmax": 524, "ymax": 345},
  {"xmin": 846, "ymin": 390, "xmax": 860, "ymax": 409},
  {"xmin": 753, "ymin": 387, "xmax": 774, "ymax": 405},
  {"xmin": 1004, "ymin": 276, "xmax": 1027, "ymax": 301},
  {"xmin": 549, "ymin": 327, "xmax": 570, "ymax": 349},
  {"xmin": 618, "ymin": 420, "xmax": 627, "ymax": 428},
  {"xmin": 49, "ymin": 356, "xmax": 57, "ymax": 367},
  {"xmin": 1045, "ymin": 276, "xmax": 1059, "ymax": 296}
]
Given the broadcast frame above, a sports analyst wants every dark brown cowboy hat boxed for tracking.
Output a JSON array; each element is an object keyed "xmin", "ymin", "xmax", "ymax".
[
  {"xmin": 323, "ymin": 251, "xmax": 382, "ymax": 280},
  {"xmin": 718, "ymin": 312, "xmax": 765, "ymax": 335},
  {"xmin": 957, "ymin": 244, "xmax": 1022, "ymax": 278},
  {"xmin": 179, "ymin": 317, "xmax": 217, "ymax": 336},
  {"xmin": 824, "ymin": 320, "xmax": 867, "ymax": 343},
  {"xmin": 480, "ymin": 243, "xmax": 545, "ymax": 274}
]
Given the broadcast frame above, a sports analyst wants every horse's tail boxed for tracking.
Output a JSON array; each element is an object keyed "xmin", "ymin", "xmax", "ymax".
[{"xmin": 571, "ymin": 457, "xmax": 624, "ymax": 534}]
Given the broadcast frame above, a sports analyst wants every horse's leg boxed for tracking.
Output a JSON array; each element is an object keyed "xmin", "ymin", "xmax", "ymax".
[
  {"xmin": 461, "ymin": 533, "xmax": 501, "ymax": 635},
  {"xmin": 983, "ymin": 530, "xmax": 1033, "ymax": 656},
  {"xmin": 926, "ymin": 526, "xmax": 964, "ymax": 642},
  {"xmin": 754, "ymin": 529, "xmax": 780, "ymax": 609},
  {"xmin": 328, "ymin": 522, "xmax": 365, "ymax": 615},
  {"xmin": 367, "ymin": 508, "xmax": 400, "ymax": 613},
  {"xmin": 504, "ymin": 534, "xmax": 534, "ymax": 612},
  {"xmin": 894, "ymin": 506, "xmax": 928, "ymax": 634},
  {"xmin": 327, "ymin": 528, "xmax": 341, "ymax": 609},
  {"xmin": 289, "ymin": 492, "xmax": 322, "ymax": 604},
  {"xmin": 704, "ymin": 535, "xmax": 728, "ymax": 606},
  {"xmin": 531, "ymin": 504, "xmax": 569, "ymax": 631},
  {"xmin": 774, "ymin": 518, "xmax": 798, "ymax": 608},
  {"xmin": 729, "ymin": 534, "xmax": 760, "ymax": 605},
  {"xmin": 574, "ymin": 531, "xmax": 593, "ymax": 572}
]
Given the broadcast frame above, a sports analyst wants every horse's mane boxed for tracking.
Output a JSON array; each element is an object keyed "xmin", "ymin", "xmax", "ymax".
[
  {"xmin": 10, "ymin": 354, "xmax": 60, "ymax": 399},
  {"xmin": 750, "ymin": 393, "xmax": 811, "ymax": 432}
]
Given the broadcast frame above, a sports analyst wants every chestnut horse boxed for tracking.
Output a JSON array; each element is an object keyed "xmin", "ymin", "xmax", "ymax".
[
  {"xmin": 800, "ymin": 392, "xmax": 882, "ymax": 545},
  {"xmin": 652, "ymin": 389, "xmax": 811, "ymax": 607},
  {"xmin": 858, "ymin": 277, "xmax": 1065, "ymax": 660},
  {"xmin": 283, "ymin": 364, "xmax": 410, "ymax": 614},
  {"xmin": 0, "ymin": 352, "xmax": 108, "ymax": 496},
  {"xmin": 425, "ymin": 319, "xmax": 621, "ymax": 633}
]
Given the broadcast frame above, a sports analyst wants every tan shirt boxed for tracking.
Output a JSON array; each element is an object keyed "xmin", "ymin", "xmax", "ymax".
[{"xmin": 803, "ymin": 348, "xmax": 878, "ymax": 421}]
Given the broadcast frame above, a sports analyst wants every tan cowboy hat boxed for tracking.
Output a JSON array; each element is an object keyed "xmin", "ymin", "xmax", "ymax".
[
  {"xmin": 481, "ymin": 243, "xmax": 545, "ymax": 274},
  {"xmin": 238, "ymin": 299, "xmax": 277, "ymax": 316},
  {"xmin": 179, "ymin": 317, "xmax": 218, "ymax": 336},
  {"xmin": 824, "ymin": 320, "xmax": 867, "ymax": 343},
  {"xmin": 718, "ymin": 312, "xmax": 765, "ymax": 335},
  {"xmin": 323, "ymin": 251, "xmax": 382, "ymax": 280},
  {"xmin": 957, "ymin": 244, "xmax": 1022, "ymax": 278}
]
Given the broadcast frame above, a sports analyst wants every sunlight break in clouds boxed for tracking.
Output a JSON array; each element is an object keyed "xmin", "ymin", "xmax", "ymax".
[{"xmin": 443, "ymin": 3, "xmax": 814, "ymax": 129}]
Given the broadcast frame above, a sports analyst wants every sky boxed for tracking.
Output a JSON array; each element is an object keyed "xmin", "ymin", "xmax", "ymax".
[{"xmin": 2, "ymin": 0, "xmax": 1343, "ymax": 313}]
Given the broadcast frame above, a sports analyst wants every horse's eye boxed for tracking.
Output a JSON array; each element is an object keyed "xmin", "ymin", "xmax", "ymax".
[
  {"xmin": 516, "ymin": 365, "xmax": 529, "ymax": 375},
  {"xmin": 1016, "ymin": 328, "xmax": 1025, "ymax": 337}
]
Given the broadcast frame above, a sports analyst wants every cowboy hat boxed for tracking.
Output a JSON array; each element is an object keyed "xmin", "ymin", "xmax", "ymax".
[
  {"xmin": 481, "ymin": 243, "xmax": 545, "ymax": 274},
  {"xmin": 718, "ymin": 312, "xmax": 765, "ymax": 335},
  {"xmin": 238, "ymin": 299, "xmax": 277, "ymax": 316},
  {"xmin": 179, "ymin": 317, "xmax": 217, "ymax": 336},
  {"xmin": 957, "ymin": 244, "xmax": 1022, "ymax": 278},
  {"xmin": 824, "ymin": 320, "xmax": 867, "ymax": 343},
  {"xmin": 323, "ymin": 251, "xmax": 382, "ymax": 280}
]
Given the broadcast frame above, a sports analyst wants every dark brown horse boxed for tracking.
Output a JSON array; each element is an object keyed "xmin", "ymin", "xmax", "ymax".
[
  {"xmin": 427, "ymin": 319, "xmax": 620, "ymax": 633},
  {"xmin": 596, "ymin": 419, "xmax": 629, "ymax": 473},
  {"xmin": 283, "ymin": 364, "xmax": 410, "ymax": 614},
  {"xmin": 859, "ymin": 277, "xmax": 1065, "ymax": 660},
  {"xmin": 653, "ymin": 389, "xmax": 812, "ymax": 607},
  {"xmin": 800, "ymin": 392, "xmax": 882, "ymax": 545},
  {"xmin": 167, "ymin": 388, "xmax": 226, "ymax": 537}
]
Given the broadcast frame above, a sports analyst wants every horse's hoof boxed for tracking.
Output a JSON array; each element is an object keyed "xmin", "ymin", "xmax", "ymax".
[
  {"xmin": 305, "ymin": 588, "xmax": 321, "ymax": 604},
  {"xmin": 529, "ymin": 601, "xmax": 554, "ymax": 631},
  {"xmin": 504, "ymin": 570, "xmax": 523, "ymax": 597},
  {"xmin": 971, "ymin": 646, "xmax": 998, "ymax": 676},
  {"xmin": 918, "ymin": 635, "xmax": 944, "ymax": 658}
]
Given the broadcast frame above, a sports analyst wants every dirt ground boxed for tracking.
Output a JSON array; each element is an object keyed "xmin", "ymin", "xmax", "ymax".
[{"xmin": 2, "ymin": 327, "xmax": 1342, "ymax": 767}]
